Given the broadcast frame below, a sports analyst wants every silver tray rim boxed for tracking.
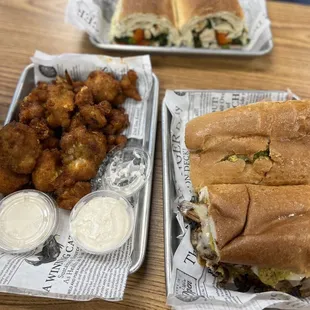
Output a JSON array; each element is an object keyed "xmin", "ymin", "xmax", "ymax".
[
  {"xmin": 162, "ymin": 89, "xmax": 300, "ymax": 292},
  {"xmin": 4, "ymin": 64, "xmax": 160, "ymax": 275},
  {"xmin": 89, "ymin": 36, "xmax": 273, "ymax": 56}
]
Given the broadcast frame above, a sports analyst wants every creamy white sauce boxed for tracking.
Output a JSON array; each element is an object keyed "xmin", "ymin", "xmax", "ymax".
[
  {"xmin": 199, "ymin": 187, "xmax": 210, "ymax": 204},
  {"xmin": 0, "ymin": 191, "xmax": 56, "ymax": 252},
  {"xmin": 70, "ymin": 197, "xmax": 132, "ymax": 253},
  {"xmin": 194, "ymin": 203, "xmax": 208, "ymax": 221},
  {"xmin": 194, "ymin": 203, "xmax": 212, "ymax": 256},
  {"xmin": 193, "ymin": 192, "xmax": 219, "ymax": 262}
]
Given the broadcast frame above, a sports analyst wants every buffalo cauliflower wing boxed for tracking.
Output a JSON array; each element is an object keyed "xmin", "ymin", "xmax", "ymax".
[
  {"xmin": 120, "ymin": 70, "xmax": 142, "ymax": 101},
  {"xmin": 75, "ymin": 86, "xmax": 94, "ymax": 107},
  {"xmin": 55, "ymin": 180, "xmax": 91, "ymax": 210},
  {"xmin": 79, "ymin": 101, "xmax": 114, "ymax": 130},
  {"xmin": 32, "ymin": 149, "xmax": 62, "ymax": 192},
  {"xmin": 45, "ymin": 83, "xmax": 75, "ymax": 128},
  {"xmin": 0, "ymin": 166, "xmax": 29, "ymax": 195},
  {"xmin": 0, "ymin": 122, "xmax": 41, "ymax": 174},
  {"xmin": 60, "ymin": 126, "xmax": 107, "ymax": 181},
  {"xmin": 85, "ymin": 70, "xmax": 121, "ymax": 103}
]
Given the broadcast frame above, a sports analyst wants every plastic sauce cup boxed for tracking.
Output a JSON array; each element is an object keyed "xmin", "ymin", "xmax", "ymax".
[
  {"xmin": 101, "ymin": 147, "xmax": 151, "ymax": 198},
  {"xmin": 69, "ymin": 190, "xmax": 134, "ymax": 255},
  {"xmin": 0, "ymin": 190, "xmax": 58, "ymax": 253}
]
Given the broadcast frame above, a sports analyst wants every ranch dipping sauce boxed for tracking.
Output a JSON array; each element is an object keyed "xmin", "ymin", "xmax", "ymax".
[
  {"xmin": 0, "ymin": 190, "xmax": 58, "ymax": 253},
  {"xmin": 69, "ymin": 190, "xmax": 134, "ymax": 254}
]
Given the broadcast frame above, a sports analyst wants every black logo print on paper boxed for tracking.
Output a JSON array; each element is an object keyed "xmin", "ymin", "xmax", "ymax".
[
  {"xmin": 39, "ymin": 65, "xmax": 57, "ymax": 78},
  {"xmin": 174, "ymin": 91, "xmax": 186, "ymax": 96},
  {"xmin": 25, "ymin": 235, "xmax": 63, "ymax": 267}
]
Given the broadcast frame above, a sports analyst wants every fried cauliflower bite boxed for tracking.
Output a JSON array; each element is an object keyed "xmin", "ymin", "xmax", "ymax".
[
  {"xmin": 75, "ymin": 86, "xmax": 94, "ymax": 107},
  {"xmin": 30, "ymin": 82, "xmax": 49, "ymax": 102},
  {"xmin": 111, "ymin": 92, "xmax": 127, "ymax": 105},
  {"xmin": 63, "ymin": 70, "xmax": 84, "ymax": 93},
  {"xmin": 19, "ymin": 83, "xmax": 48, "ymax": 123},
  {"xmin": 107, "ymin": 134, "xmax": 127, "ymax": 146},
  {"xmin": 29, "ymin": 118, "xmax": 52, "ymax": 140},
  {"xmin": 45, "ymin": 83, "xmax": 75, "ymax": 128},
  {"xmin": 0, "ymin": 122, "xmax": 41, "ymax": 174},
  {"xmin": 19, "ymin": 101, "xmax": 45, "ymax": 124},
  {"xmin": 55, "ymin": 181, "xmax": 91, "ymax": 210},
  {"xmin": 106, "ymin": 134, "xmax": 128, "ymax": 152},
  {"xmin": 32, "ymin": 149, "xmax": 62, "ymax": 192},
  {"xmin": 98, "ymin": 101, "xmax": 112, "ymax": 117},
  {"xmin": 107, "ymin": 135, "xmax": 116, "ymax": 145},
  {"xmin": 72, "ymin": 81, "xmax": 85, "ymax": 94},
  {"xmin": 85, "ymin": 70, "xmax": 121, "ymax": 103},
  {"xmin": 60, "ymin": 127, "xmax": 107, "ymax": 181},
  {"xmin": 79, "ymin": 101, "xmax": 113, "ymax": 130},
  {"xmin": 0, "ymin": 166, "xmax": 29, "ymax": 195},
  {"xmin": 79, "ymin": 105, "xmax": 107, "ymax": 130},
  {"xmin": 103, "ymin": 108, "xmax": 130, "ymax": 135},
  {"xmin": 41, "ymin": 135, "xmax": 60, "ymax": 150},
  {"xmin": 68, "ymin": 113, "xmax": 85, "ymax": 132},
  {"xmin": 115, "ymin": 135, "xmax": 128, "ymax": 147},
  {"xmin": 120, "ymin": 70, "xmax": 142, "ymax": 101}
]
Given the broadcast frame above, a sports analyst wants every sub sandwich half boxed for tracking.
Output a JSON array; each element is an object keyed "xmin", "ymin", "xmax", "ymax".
[
  {"xmin": 179, "ymin": 185, "xmax": 310, "ymax": 296},
  {"xmin": 110, "ymin": 0, "xmax": 179, "ymax": 46},
  {"xmin": 175, "ymin": 0, "xmax": 249, "ymax": 48},
  {"xmin": 185, "ymin": 100, "xmax": 310, "ymax": 189}
]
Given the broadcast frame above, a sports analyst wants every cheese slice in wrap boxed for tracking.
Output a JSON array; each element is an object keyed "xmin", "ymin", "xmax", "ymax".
[
  {"xmin": 110, "ymin": 0, "xmax": 180, "ymax": 46},
  {"xmin": 179, "ymin": 185, "xmax": 310, "ymax": 296},
  {"xmin": 174, "ymin": 0, "xmax": 249, "ymax": 48},
  {"xmin": 185, "ymin": 100, "xmax": 310, "ymax": 190}
]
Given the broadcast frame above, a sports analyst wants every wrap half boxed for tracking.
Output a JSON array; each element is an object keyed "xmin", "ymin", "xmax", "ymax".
[
  {"xmin": 179, "ymin": 185, "xmax": 310, "ymax": 296},
  {"xmin": 110, "ymin": 0, "xmax": 180, "ymax": 46},
  {"xmin": 185, "ymin": 100, "xmax": 310, "ymax": 189},
  {"xmin": 175, "ymin": 0, "xmax": 249, "ymax": 48}
]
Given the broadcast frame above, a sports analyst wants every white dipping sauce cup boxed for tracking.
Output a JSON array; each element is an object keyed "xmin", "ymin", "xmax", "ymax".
[{"xmin": 69, "ymin": 190, "xmax": 134, "ymax": 255}]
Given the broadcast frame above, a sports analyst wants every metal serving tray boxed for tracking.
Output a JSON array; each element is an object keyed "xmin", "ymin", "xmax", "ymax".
[
  {"xmin": 90, "ymin": 36, "xmax": 273, "ymax": 56},
  {"xmin": 161, "ymin": 90, "xmax": 299, "ymax": 291},
  {"xmin": 162, "ymin": 97, "xmax": 180, "ymax": 290},
  {"xmin": 5, "ymin": 64, "xmax": 159, "ymax": 274}
]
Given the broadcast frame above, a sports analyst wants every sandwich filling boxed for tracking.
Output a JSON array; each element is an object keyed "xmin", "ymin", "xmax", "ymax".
[
  {"xmin": 114, "ymin": 25, "xmax": 169, "ymax": 46},
  {"xmin": 179, "ymin": 187, "xmax": 310, "ymax": 297},
  {"xmin": 110, "ymin": 13, "xmax": 180, "ymax": 47},
  {"xmin": 221, "ymin": 148, "xmax": 270, "ymax": 164},
  {"xmin": 181, "ymin": 14, "xmax": 249, "ymax": 49}
]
